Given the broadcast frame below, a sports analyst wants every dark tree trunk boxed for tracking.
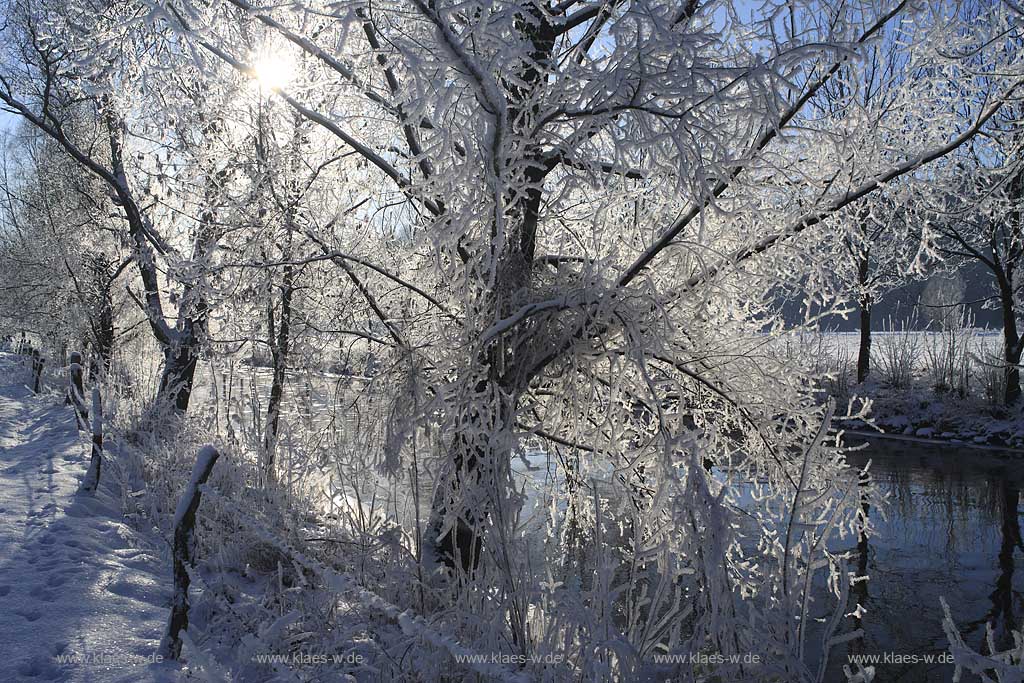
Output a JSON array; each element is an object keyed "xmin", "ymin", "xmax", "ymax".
[
  {"xmin": 429, "ymin": 370, "xmax": 516, "ymax": 574},
  {"xmin": 158, "ymin": 340, "xmax": 201, "ymax": 413},
  {"xmin": 997, "ymin": 271, "xmax": 1021, "ymax": 406},
  {"xmin": 855, "ymin": 235, "xmax": 872, "ymax": 384},
  {"xmin": 857, "ymin": 296, "xmax": 872, "ymax": 384},
  {"xmin": 154, "ymin": 189, "xmax": 219, "ymax": 416},
  {"xmin": 426, "ymin": 8, "xmax": 558, "ymax": 578},
  {"xmin": 104, "ymin": 103, "xmax": 212, "ymax": 417},
  {"xmin": 263, "ymin": 262, "xmax": 293, "ymax": 478},
  {"xmin": 94, "ymin": 276, "xmax": 114, "ymax": 375},
  {"xmin": 258, "ymin": 112, "xmax": 301, "ymax": 480}
]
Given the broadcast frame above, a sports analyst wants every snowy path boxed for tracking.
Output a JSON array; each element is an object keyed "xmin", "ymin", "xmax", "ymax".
[{"xmin": 0, "ymin": 354, "xmax": 177, "ymax": 682}]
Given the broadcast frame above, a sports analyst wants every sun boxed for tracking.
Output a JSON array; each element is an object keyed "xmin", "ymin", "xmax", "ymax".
[{"xmin": 251, "ymin": 50, "xmax": 295, "ymax": 93}]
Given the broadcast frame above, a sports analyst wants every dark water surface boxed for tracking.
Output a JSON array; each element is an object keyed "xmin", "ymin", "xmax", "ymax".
[{"xmin": 831, "ymin": 437, "xmax": 1024, "ymax": 681}]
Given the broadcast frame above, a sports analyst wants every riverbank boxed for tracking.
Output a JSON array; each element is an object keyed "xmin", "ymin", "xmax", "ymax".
[
  {"xmin": 842, "ymin": 428, "xmax": 1024, "ymax": 455},
  {"xmin": 832, "ymin": 379, "xmax": 1024, "ymax": 450}
]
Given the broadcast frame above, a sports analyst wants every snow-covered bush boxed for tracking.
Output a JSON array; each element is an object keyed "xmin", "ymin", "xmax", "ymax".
[
  {"xmin": 877, "ymin": 317, "xmax": 921, "ymax": 390},
  {"xmin": 922, "ymin": 312, "xmax": 973, "ymax": 398}
]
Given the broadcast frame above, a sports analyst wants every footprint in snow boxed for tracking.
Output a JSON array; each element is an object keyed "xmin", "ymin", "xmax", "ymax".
[
  {"xmin": 26, "ymin": 550, "xmax": 55, "ymax": 567},
  {"xmin": 13, "ymin": 607, "xmax": 42, "ymax": 622},
  {"xmin": 29, "ymin": 503, "xmax": 56, "ymax": 517},
  {"xmin": 106, "ymin": 580, "xmax": 169, "ymax": 608},
  {"xmin": 28, "ymin": 585, "xmax": 56, "ymax": 602},
  {"xmin": 15, "ymin": 655, "xmax": 63, "ymax": 680},
  {"xmin": 0, "ymin": 584, "xmax": 11, "ymax": 596}
]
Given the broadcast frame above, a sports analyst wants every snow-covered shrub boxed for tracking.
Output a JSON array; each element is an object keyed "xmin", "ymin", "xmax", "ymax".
[
  {"xmin": 977, "ymin": 345, "xmax": 1011, "ymax": 408},
  {"xmin": 502, "ymin": 405, "xmax": 875, "ymax": 682},
  {"xmin": 826, "ymin": 342, "xmax": 855, "ymax": 404},
  {"xmin": 877, "ymin": 316, "xmax": 921, "ymax": 390},
  {"xmin": 922, "ymin": 312, "xmax": 973, "ymax": 397}
]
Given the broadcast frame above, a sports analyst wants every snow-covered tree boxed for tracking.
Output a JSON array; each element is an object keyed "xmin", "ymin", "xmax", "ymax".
[
  {"xmin": 0, "ymin": 0, "xmax": 251, "ymax": 411},
  {"xmin": 0, "ymin": 0, "xmax": 1022, "ymax": 677},
  {"xmin": 808, "ymin": 30, "xmax": 929, "ymax": 383},
  {"xmin": 115, "ymin": 0, "xmax": 1024, "ymax": 674},
  {"xmin": 926, "ymin": 153, "xmax": 1024, "ymax": 405},
  {"xmin": 0, "ymin": 130, "xmax": 126, "ymax": 367}
]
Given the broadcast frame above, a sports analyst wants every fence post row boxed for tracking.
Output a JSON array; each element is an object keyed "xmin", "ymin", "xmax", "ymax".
[{"xmin": 160, "ymin": 445, "xmax": 221, "ymax": 661}]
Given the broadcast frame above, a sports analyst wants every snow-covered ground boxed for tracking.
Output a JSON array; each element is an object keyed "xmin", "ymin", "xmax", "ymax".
[{"xmin": 0, "ymin": 353, "xmax": 177, "ymax": 682}]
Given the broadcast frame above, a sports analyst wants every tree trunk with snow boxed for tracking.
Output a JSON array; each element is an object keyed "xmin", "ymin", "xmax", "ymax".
[
  {"xmin": 262, "ymin": 262, "xmax": 293, "ymax": 481},
  {"xmin": 856, "ymin": 249, "xmax": 872, "ymax": 384},
  {"xmin": 86, "ymin": 252, "xmax": 116, "ymax": 378},
  {"xmin": 260, "ymin": 113, "xmax": 302, "ymax": 481},
  {"xmin": 158, "ymin": 339, "xmax": 202, "ymax": 414},
  {"xmin": 998, "ymin": 272, "xmax": 1022, "ymax": 406},
  {"xmin": 857, "ymin": 301, "xmax": 872, "ymax": 385},
  {"xmin": 428, "ymin": 382, "xmax": 516, "ymax": 573}
]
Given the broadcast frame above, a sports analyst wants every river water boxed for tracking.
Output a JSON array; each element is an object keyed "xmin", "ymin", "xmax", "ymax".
[{"xmin": 821, "ymin": 436, "xmax": 1024, "ymax": 681}]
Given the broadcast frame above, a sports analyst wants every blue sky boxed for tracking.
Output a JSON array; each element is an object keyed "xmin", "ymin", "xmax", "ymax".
[{"xmin": 0, "ymin": 108, "xmax": 15, "ymax": 135}]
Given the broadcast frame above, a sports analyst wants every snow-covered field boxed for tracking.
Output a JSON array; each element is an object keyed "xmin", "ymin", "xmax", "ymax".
[
  {"xmin": 780, "ymin": 328, "xmax": 1002, "ymax": 372},
  {"xmin": 0, "ymin": 354, "xmax": 176, "ymax": 682}
]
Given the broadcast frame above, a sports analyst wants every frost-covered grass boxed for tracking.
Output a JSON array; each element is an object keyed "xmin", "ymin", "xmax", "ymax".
[
  {"xmin": 0, "ymin": 342, "xmax": 866, "ymax": 682},
  {"xmin": 5, "ymin": 325, "xmax": 1017, "ymax": 683}
]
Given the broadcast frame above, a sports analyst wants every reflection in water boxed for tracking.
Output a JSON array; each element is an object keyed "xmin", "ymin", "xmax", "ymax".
[
  {"xmin": 848, "ymin": 469, "xmax": 871, "ymax": 661},
  {"xmin": 837, "ymin": 439, "xmax": 1024, "ymax": 681},
  {"xmin": 981, "ymin": 480, "xmax": 1022, "ymax": 653}
]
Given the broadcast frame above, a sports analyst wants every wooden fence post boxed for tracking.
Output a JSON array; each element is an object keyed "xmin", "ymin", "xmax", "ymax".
[
  {"xmin": 159, "ymin": 445, "xmax": 221, "ymax": 660},
  {"xmin": 80, "ymin": 386, "xmax": 103, "ymax": 493},
  {"xmin": 31, "ymin": 349, "xmax": 44, "ymax": 393},
  {"xmin": 68, "ymin": 352, "xmax": 88, "ymax": 430}
]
